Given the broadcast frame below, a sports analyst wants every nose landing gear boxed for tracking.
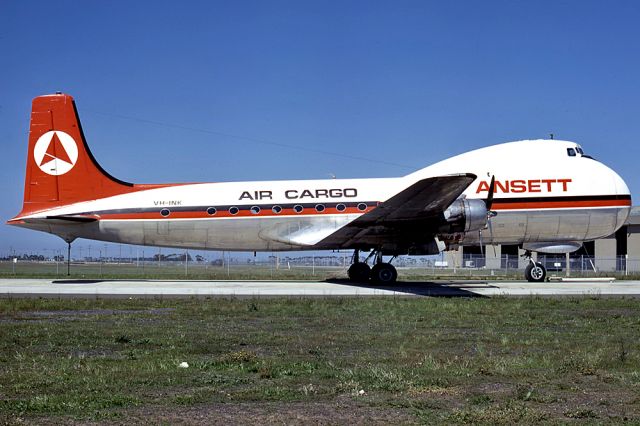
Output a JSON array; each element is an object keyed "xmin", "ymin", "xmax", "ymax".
[
  {"xmin": 523, "ymin": 250, "xmax": 547, "ymax": 282},
  {"xmin": 347, "ymin": 249, "xmax": 398, "ymax": 284}
]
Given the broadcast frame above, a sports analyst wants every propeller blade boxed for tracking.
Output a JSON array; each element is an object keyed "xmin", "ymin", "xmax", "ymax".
[
  {"xmin": 487, "ymin": 216, "xmax": 494, "ymax": 242},
  {"xmin": 489, "ymin": 224, "xmax": 497, "ymax": 257},
  {"xmin": 483, "ymin": 177, "xmax": 496, "ymax": 259},
  {"xmin": 486, "ymin": 175, "xmax": 496, "ymax": 211}
]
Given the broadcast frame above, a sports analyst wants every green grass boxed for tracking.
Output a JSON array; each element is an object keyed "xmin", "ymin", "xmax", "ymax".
[{"xmin": 0, "ymin": 297, "xmax": 639, "ymax": 423}]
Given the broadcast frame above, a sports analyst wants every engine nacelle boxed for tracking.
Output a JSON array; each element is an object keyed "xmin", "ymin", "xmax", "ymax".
[
  {"xmin": 522, "ymin": 242, "xmax": 582, "ymax": 254},
  {"xmin": 439, "ymin": 198, "xmax": 488, "ymax": 233}
]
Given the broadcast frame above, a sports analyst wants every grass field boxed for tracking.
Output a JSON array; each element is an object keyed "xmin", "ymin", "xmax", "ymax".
[
  {"xmin": 1, "ymin": 296, "xmax": 639, "ymax": 424},
  {"xmin": 3, "ymin": 260, "xmax": 638, "ymax": 281}
]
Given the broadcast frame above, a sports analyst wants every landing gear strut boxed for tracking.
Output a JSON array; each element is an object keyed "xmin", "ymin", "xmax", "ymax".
[
  {"xmin": 523, "ymin": 250, "xmax": 546, "ymax": 282},
  {"xmin": 66, "ymin": 240, "xmax": 73, "ymax": 276},
  {"xmin": 347, "ymin": 250, "xmax": 398, "ymax": 284}
]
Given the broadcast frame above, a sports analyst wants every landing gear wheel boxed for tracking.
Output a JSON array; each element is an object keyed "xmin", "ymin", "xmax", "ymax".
[
  {"xmin": 370, "ymin": 263, "xmax": 398, "ymax": 284},
  {"xmin": 348, "ymin": 263, "xmax": 371, "ymax": 282},
  {"xmin": 525, "ymin": 262, "xmax": 546, "ymax": 282}
]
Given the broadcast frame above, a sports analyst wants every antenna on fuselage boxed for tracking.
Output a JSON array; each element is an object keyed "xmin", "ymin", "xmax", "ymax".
[{"xmin": 549, "ymin": 133, "xmax": 554, "ymax": 140}]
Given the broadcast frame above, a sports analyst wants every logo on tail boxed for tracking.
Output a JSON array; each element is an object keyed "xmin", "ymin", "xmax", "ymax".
[{"xmin": 33, "ymin": 131, "xmax": 78, "ymax": 176}]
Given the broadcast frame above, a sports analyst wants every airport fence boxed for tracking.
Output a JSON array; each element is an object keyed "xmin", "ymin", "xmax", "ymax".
[{"xmin": 1, "ymin": 252, "xmax": 639, "ymax": 280}]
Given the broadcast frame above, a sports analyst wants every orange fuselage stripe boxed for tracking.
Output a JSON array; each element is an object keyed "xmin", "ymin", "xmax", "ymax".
[
  {"xmin": 97, "ymin": 206, "xmax": 374, "ymax": 220},
  {"xmin": 90, "ymin": 199, "xmax": 631, "ymax": 221}
]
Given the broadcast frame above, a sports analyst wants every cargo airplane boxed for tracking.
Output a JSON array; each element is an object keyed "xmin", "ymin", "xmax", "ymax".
[{"xmin": 8, "ymin": 94, "xmax": 632, "ymax": 283}]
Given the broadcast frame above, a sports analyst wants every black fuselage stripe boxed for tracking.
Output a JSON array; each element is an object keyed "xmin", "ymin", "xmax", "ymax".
[{"xmin": 492, "ymin": 194, "xmax": 631, "ymax": 204}]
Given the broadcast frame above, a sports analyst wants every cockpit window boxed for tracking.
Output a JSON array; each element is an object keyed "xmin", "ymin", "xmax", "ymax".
[
  {"xmin": 567, "ymin": 148, "xmax": 576, "ymax": 157},
  {"xmin": 576, "ymin": 147, "xmax": 584, "ymax": 155}
]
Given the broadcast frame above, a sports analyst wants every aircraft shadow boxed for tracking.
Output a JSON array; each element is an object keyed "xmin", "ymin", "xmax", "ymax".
[
  {"xmin": 326, "ymin": 279, "xmax": 494, "ymax": 297},
  {"xmin": 51, "ymin": 279, "xmax": 151, "ymax": 284},
  {"xmin": 50, "ymin": 278, "xmax": 493, "ymax": 297},
  {"xmin": 53, "ymin": 279, "xmax": 106, "ymax": 284}
]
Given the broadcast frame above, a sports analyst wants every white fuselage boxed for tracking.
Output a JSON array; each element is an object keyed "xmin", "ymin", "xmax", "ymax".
[{"xmin": 15, "ymin": 140, "xmax": 631, "ymax": 252}]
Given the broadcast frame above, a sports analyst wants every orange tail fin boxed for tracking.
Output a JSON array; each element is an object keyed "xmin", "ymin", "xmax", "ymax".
[{"xmin": 18, "ymin": 93, "xmax": 134, "ymax": 216}]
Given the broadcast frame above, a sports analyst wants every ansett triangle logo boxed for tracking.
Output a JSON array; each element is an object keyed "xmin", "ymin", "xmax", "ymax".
[{"xmin": 33, "ymin": 131, "xmax": 79, "ymax": 176}]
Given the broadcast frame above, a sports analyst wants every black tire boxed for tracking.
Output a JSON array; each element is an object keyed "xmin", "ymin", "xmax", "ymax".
[
  {"xmin": 525, "ymin": 262, "xmax": 546, "ymax": 282},
  {"xmin": 370, "ymin": 263, "xmax": 398, "ymax": 284},
  {"xmin": 348, "ymin": 263, "xmax": 371, "ymax": 282}
]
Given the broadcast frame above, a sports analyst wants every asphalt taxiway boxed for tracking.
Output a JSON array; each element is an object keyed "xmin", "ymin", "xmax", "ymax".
[{"xmin": 1, "ymin": 278, "xmax": 639, "ymax": 297}]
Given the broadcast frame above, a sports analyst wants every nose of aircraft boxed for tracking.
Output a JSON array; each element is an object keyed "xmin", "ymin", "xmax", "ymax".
[
  {"xmin": 612, "ymin": 168, "xmax": 631, "ymax": 199},
  {"xmin": 599, "ymin": 159, "xmax": 632, "ymax": 228},
  {"xmin": 591, "ymin": 156, "xmax": 630, "ymax": 197}
]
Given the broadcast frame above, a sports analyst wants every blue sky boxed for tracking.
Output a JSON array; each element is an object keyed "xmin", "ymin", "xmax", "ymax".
[{"xmin": 1, "ymin": 1, "xmax": 639, "ymax": 256}]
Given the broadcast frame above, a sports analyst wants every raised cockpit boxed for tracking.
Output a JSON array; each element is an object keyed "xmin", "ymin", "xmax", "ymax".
[{"xmin": 567, "ymin": 145, "xmax": 593, "ymax": 159}]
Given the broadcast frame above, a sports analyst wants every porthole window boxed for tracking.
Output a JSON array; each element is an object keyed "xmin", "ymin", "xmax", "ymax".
[
  {"xmin": 229, "ymin": 206, "xmax": 239, "ymax": 215},
  {"xmin": 206, "ymin": 207, "xmax": 217, "ymax": 216},
  {"xmin": 160, "ymin": 208, "xmax": 170, "ymax": 217},
  {"xmin": 315, "ymin": 204, "xmax": 325, "ymax": 213},
  {"xmin": 250, "ymin": 206, "xmax": 261, "ymax": 214},
  {"xmin": 336, "ymin": 203, "xmax": 346, "ymax": 212},
  {"xmin": 294, "ymin": 205, "xmax": 304, "ymax": 214},
  {"xmin": 272, "ymin": 205, "xmax": 282, "ymax": 214},
  {"xmin": 357, "ymin": 203, "xmax": 367, "ymax": 211}
]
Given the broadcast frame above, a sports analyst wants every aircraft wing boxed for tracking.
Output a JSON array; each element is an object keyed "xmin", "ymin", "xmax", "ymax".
[{"xmin": 315, "ymin": 173, "xmax": 477, "ymax": 249}]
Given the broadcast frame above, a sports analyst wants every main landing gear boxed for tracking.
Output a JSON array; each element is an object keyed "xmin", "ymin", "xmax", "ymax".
[
  {"xmin": 347, "ymin": 250, "xmax": 398, "ymax": 284},
  {"xmin": 523, "ymin": 250, "xmax": 546, "ymax": 282}
]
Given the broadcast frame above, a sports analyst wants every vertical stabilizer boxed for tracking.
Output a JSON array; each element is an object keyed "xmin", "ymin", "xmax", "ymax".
[{"xmin": 18, "ymin": 93, "xmax": 133, "ymax": 216}]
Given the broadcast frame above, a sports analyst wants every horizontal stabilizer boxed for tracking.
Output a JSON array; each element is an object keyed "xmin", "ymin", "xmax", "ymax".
[{"xmin": 16, "ymin": 215, "xmax": 98, "ymax": 226}]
